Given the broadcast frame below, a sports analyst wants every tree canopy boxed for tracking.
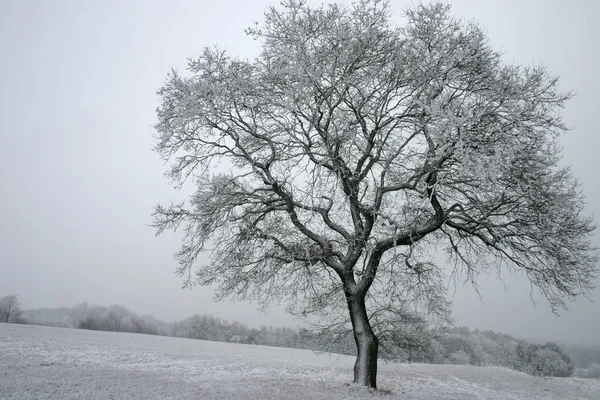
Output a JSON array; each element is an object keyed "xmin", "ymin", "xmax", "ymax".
[{"xmin": 153, "ymin": 0, "xmax": 598, "ymax": 387}]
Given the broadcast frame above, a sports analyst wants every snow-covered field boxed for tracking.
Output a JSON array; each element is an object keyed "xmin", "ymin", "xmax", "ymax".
[{"xmin": 1, "ymin": 324, "xmax": 598, "ymax": 399}]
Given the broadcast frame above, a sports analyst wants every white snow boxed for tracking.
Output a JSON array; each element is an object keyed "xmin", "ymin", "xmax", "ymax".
[{"xmin": 1, "ymin": 323, "xmax": 598, "ymax": 399}]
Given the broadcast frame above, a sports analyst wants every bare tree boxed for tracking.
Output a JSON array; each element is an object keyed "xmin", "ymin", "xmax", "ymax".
[
  {"xmin": 0, "ymin": 295, "xmax": 23, "ymax": 323},
  {"xmin": 152, "ymin": 1, "xmax": 598, "ymax": 388}
]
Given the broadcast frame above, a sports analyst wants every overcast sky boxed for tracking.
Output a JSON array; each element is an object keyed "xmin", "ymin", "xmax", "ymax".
[{"xmin": 1, "ymin": 0, "xmax": 598, "ymax": 344}]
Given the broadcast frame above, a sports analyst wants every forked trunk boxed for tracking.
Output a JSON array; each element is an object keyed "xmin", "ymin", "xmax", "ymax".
[{"xmin": 346, "ymin": 292, "xmax": 379, "ymax": 388}]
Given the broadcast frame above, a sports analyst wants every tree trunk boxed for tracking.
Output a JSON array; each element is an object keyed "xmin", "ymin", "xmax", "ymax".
[{"xmin": 346, "ymin": 292, "xmax": 379, "ymax": 388}]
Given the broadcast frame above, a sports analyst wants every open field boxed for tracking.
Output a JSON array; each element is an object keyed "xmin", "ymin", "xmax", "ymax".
[{"xmin": 1, "ymin": 323, "xmax": 598, "ymax": 399}]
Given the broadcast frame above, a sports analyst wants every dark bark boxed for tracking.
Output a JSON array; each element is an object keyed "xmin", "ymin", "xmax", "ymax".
[{"xmin": 346, "ymin": 291, "xmax": 379, "ymax": 388}]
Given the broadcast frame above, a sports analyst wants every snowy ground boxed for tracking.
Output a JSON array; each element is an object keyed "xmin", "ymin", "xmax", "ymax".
[{"xmin": 1, "ymin": 324, "xmax": 598, "ymax": 399}]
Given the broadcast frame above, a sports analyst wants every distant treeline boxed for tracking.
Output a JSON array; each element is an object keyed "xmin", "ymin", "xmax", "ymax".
[
  {"xmin": 401, "ymin": 326, "xmax": 577, "ymax": 377},
  {"xmin": 13, "ymin": 299, "xmax": 600, "ymax": 379},
  {"xmin": 22, "ymin": 303, "xmax": 172, "ymax": 335}
]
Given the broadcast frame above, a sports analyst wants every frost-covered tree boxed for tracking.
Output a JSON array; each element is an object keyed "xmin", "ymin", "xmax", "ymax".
[
  {"xmin": 152, "ymin": 0, "xmax": 598, "ymax": 388},
  {"xmin": 516, "ymin": 341, "xmax": 574, "ymax": 377},
  {"xmin": 531, "ymin": 342, "xmax": 574, "ymax": 377},
  {"xmin": 0, "ymin": 295, "xmax": 23, "ymax": 323}
]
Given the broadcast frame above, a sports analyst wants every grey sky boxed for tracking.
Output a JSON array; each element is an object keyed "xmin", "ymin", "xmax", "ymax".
[{"xmin": 1, "ymin": 0, "xmax": 598, "ymax": 344}]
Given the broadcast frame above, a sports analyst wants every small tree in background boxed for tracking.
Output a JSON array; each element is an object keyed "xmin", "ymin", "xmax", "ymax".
[
  {"xmin": 153, "ymin": 0, "xmax": 598, "ymax": 388},
  {"xmin": 0, "ymin": 295, "xmax": 23, "ymax": 323},
  {"xmin": 531, "ymin": 342, "xmax": 574, "ymax": 377},
  {"xmin": 516, "ymin": 341, "xmax": 574, "ymax": 377}
]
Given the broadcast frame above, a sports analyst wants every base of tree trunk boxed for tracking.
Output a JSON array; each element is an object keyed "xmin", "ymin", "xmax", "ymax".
[{"xmin": 353, "ymin": 332, "xmax": 379, "ymax": 388}]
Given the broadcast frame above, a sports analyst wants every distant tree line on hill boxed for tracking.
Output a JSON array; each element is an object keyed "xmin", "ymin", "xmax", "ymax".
[
  {"xmin": 4, "ymin": 294, "xmax": 598, "ymax": 379},
  {"xmin": 21, "ymin": 302, "xmax": 172, "ymax": 336},
  {"xmin": 71, "ymin": 303, "xmax": 172, "ymax": 335},
  {"xmin": 397, "ymin": 326, "xmax": 575, "ymax": 377},
  {"xmin": 319, "ymin": 325, "xmax": 576, "ymax": 378}
]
